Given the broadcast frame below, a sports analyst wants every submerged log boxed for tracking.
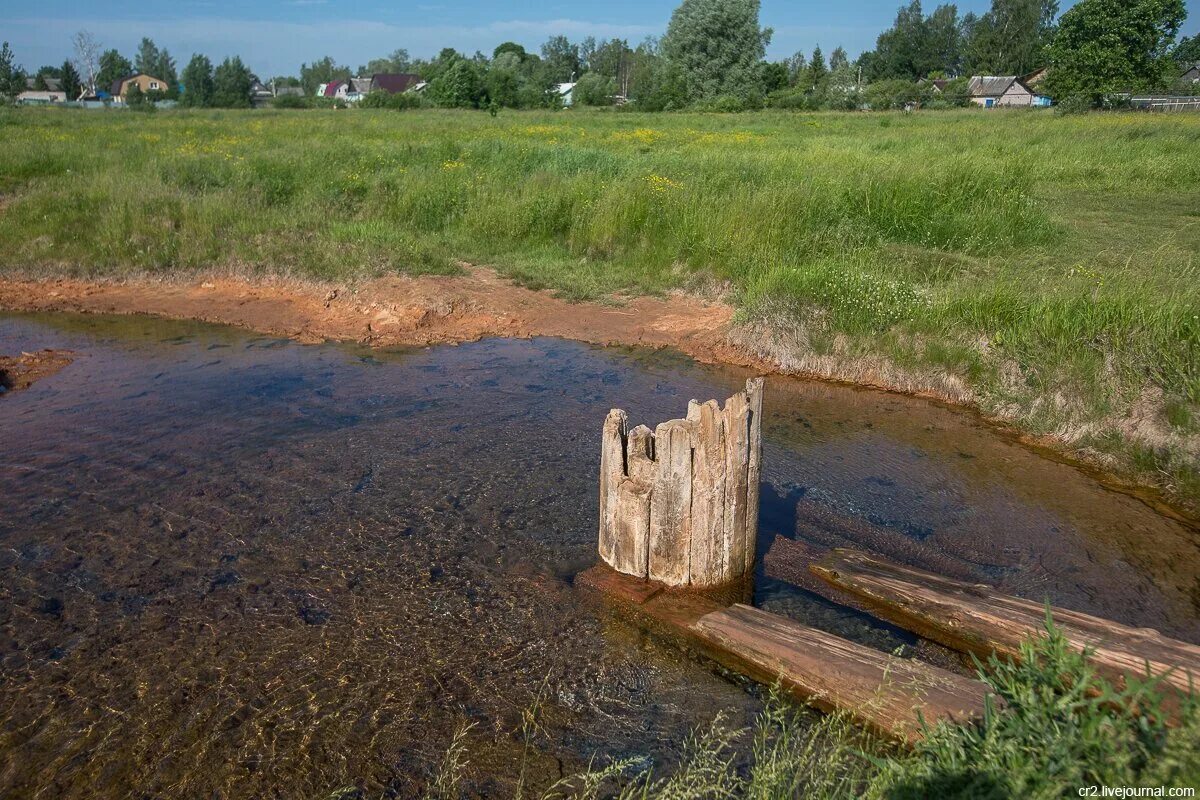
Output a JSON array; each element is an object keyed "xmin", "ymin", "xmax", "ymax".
[
  {"xmin": 812, "ymin": 549, "xmax": 1200, "ymax": 698},
  {"xmin": 578, "ymin": 564, "xmax": 992, "ymax": 743}
]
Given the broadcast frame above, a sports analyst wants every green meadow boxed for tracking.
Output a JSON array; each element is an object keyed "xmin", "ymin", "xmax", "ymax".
[{"xmin": 1, "ymin": 107, "xmax": 1197, "ymax": 499}]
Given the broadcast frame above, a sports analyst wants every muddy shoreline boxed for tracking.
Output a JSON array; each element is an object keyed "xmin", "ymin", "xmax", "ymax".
[{"xmin": 1, "ymin": 269, "xmax": 1194, "ymax": 525}]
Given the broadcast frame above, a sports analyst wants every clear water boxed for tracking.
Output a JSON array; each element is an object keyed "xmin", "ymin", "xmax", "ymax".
[{"xmin": 1, "ymin": 312, "xmax": 1196, "ymax": 798}]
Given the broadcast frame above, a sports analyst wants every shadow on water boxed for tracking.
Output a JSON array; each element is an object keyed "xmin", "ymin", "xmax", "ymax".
[{"xmin": 1, "ymin": 311, "xmax": 1198, "ymax": 798}]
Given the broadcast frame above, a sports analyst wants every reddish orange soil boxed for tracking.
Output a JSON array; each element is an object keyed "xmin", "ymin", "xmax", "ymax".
[
  {"xmin": 0, "ymin": 348, "xmax": 73, "ymax": 395},
  {"xmin": 0, "ymin": 268, "xmax": 765, "ymax": 370}
]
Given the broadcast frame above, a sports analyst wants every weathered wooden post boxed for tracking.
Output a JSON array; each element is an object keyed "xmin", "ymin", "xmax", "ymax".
[{"xmin": 597, "ymin": 378, "xmax": 764, "ymax": 588}]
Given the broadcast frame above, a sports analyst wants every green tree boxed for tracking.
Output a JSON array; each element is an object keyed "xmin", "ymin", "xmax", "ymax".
[
  {"xmin": 1044, "ymin": 0, "xmax": 1186, "ymax": 103},
  {"xmin": 1173, "ymin": 35, "xmax": 1200, "ymax": 65},
  {"xmin": 964, "ymin": 0, "xmax": 1059, "ymax": 75},
  {"xmin": 299, "ymin": 56, "xmax": 350, "ymax": 97},
  {"xmin": 124, "ymin": 81, "xmax": 148, "ymax": 108},
  {"xmin": 924, "ymin": 4, "xmax": 964, "ymax": 75},
  {"xmin": 359, "ymin": 49, "xmax": 411, "ymax": 75},
  {"xmin": 868, "ymin": 1, "xmax": 929, "ymax": 79},
  {"xmin": 759, "ymin": 61, "xmax": 790, "ymax": 93},
  {"xmin": 60, "ymin": 60, "xmax": 82, "ymax": 100},
  {"xmin": 180, "ymin": 53, "xmax": 214, "ymax": 107},
  {"xmin": 807, "ymin": 45, "xmax": 828, "ymax": 87},
  {"xmin": 540, "ymin": 35, "xmax": 581, "ymax": 83},
  {"xmin": 830, "ymin": 46, "xmax": 850, "ymax": 71},
  {"xmin": 135, "ymin": 37, "xmax": 159, "ymax": 75},
  {"xmin": 493, "ymin": 42, "xmax": 527, "ymax": 61},
  {"xmin": 661, "ymin": 0, "xmax": 772, "ymax": 102},
  {"xmin": 96, "ymin": 49, "xmax": 132, "ymax": 94},
  {"xmin": 0, "ymin": 43, "xmax": 25, "ymax": 99},
  {"xmin": 212, "ymin": 56, "xmax": 252, "ymax": 108},
  {"xmin": 428, "ymin": 58, "xmax": 485, "ymax": 107},
  {"xmin": 573, "ymin": 71, "xmax": 616, "ymax": 105}
]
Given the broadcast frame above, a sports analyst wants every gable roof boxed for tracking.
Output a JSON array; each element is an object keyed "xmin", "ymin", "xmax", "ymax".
[
  {"xmin": 968, "ymin": 76, "xmax": 1032, "ymax": 98},
  {"xmin": 370, "ymin": 73, "xmax": 422, "ymax": 94},
  {"xmin": 1182, "ymin": 62, "xmax": 1200, "ymax": 77},
  {"xmin": 110, "ymin": 72, "xmax": 165, "ymax": 96},
  {"xmin": 26, "ymin": 76, "xmax": 63, "ymax": 91},
  {"xmin": 323, "ymin": 80, "xmax": 346, "ymax": 97}
]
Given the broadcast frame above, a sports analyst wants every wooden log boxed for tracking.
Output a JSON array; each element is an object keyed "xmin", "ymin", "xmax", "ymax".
[
  {"xmin": 688, "ymin": 399, "xmax": 729, "ymax": 587},
  {"xmin": 598, "ymin": 409, "xmax": 628, "ymax": 569},
  {"xmin": 626, "ymin": 425, "xmax": 656, "ymax": 485},
  {"xmin": 611, "ymin": 478, "xmax": 652, "ymax": 578},
  {"xmin": 577, "ymin": 565, "xmax": 991, "ymax": 744},
  {"xmin": 693, "ymin": 604, "xmax": 993, "ymax": 743},
  {"xmin": 722, "ymin": 388, "xmax": 751, "ymax": 582},
  {"xmin": 812, "ymin": 549, "xmax": 1200, "ymax": 698},
  {"xmin": 743, "ymin": 378, "xmax": 764, "ymax": 576},
  {"xmin": 649, "ymin": 419, "xmax": 695, "ymax": 586}
]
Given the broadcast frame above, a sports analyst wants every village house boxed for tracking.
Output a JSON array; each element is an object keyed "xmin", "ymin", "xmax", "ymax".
[
  {"xmin": 110, "ymin": 72, "xmax": 168, "ymax": 102},
  {"xmin": 17, "ymin": 76, "xmax": 67, "ymax": 105},
  {"xmin": 1182, "ymin": 62, "xmax": 1200, "ymax": 84},
  {"xmin": 368, "ymin": 73, "xmax": 422, "ymax": 94},
  {"xmin": 967, "ymin": 75, "xmax": 1045, "ymax": 108}
]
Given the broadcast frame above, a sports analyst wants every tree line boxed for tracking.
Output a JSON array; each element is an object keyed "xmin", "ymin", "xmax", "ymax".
[{"xmin": 1, "ymin": 0, "xmax": 1196, "ymax": 110}]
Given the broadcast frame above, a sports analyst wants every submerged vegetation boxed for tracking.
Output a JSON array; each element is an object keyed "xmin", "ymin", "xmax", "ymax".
[
  {"xmin": 0, "ymin": 107, "xmax": 1197, "ymax": 501},
  {"xmin": 425, "ymin": 621, "xmax": 1200, "ymax": 799}
]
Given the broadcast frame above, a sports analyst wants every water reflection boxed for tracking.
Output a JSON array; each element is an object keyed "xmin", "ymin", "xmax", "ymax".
[{"xmin": 0, "ymin": 312, "xmax": 1195, "ymax": 798}]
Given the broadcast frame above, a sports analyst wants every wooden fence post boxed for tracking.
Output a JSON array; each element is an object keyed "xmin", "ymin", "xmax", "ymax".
[{"xmin": 597, "ymin": 378, "xmax": 764, "ymax": 588}]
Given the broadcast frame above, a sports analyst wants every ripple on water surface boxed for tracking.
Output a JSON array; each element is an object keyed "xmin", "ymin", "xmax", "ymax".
[{"xmin": 0, "ymin": 312, "xmax": 1196, "ymax": 798}]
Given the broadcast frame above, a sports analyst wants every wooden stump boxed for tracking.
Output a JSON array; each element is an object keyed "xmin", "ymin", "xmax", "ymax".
[{"xmin": 598, "ymin": 378, "xmax": 764, "ymax": 588}]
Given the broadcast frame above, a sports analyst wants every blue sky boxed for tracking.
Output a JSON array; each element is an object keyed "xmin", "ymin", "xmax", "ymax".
[{"xmin": 3, "ymin": 0, "xmax": 1198, "ymax": 78}]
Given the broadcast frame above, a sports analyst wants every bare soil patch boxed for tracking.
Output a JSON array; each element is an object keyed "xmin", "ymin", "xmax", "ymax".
[{"xmin": 0, "ymin": 348, "xmax": 73, "ymax": 395}]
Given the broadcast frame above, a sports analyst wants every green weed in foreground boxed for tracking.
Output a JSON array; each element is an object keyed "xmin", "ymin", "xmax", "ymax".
[
  {"xmin": 444, "ymin": 619, "xmax": 1198, "ymax": 800},
  {"xmin": 0, "ymin": 107, "xmax": 1197, "ymax": 501}
]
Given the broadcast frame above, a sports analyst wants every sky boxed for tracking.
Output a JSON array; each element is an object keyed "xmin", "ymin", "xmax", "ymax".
[{"xmin": 3, "ymin": 0, "xmax": 1199, "ymax": 79}]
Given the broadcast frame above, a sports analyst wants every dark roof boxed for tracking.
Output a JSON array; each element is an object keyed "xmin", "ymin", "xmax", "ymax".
[
  {"xmin": 1182, "ymin": 62, "xmax": 1200, "ymax": 77},
  {"xmin": 968, "ymin": 76, "xmax": 1032, "ymax": 98},
  {"xmin": 26, "ymin": 76, "xmax": 63, "ymax": 91},
  {"xmin": 323, "ymin": 80, "xmax": 345, "ymax": 97},
  {"xmin": 370, "ymin": 73, "xmax": 422, "ymax": 94}
]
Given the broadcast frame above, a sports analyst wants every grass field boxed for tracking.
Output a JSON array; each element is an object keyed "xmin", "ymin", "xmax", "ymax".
[{"xmin": 0, "ymin": 107, "xmax": 1197, "ymax": 500}]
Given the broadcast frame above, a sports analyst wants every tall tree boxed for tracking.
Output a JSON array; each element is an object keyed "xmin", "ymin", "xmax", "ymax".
[
  {"xmin": 1044, "ymin": 0, "xmax": 1186, "ymax": 101},
  {"xmin": 868, "ymin": 1, "xmax": 929, "ymax": 79},
  {"xmin": 180, "ymin": 53, "xmax": 214, "ymax": 107},
  {"xmin": 808, "ymin": 46, "xmax": 828, "ymax": 87},
  {"xmin": 924, "ymin": 4, "xmax": 964, "ymax": 76},
  {"xmin": 830, "ymin": 46, "xmax": 850, "ymax": 71},
  {"xmin": 540, "ymin": 35, "xmax": 581, "ymax": 83},
  {"xmin": 0, "ymin": 42, "xmax": 25, "ymax": 99},
  {"xmin": 299, "ymin": 56, "xmax": 350, "ymax": 96},
  {"xmin": 60, "ymin": 60, "xmax": 82, "ymax": 100},
  {"xmin": 964, "ymin": 0, "xmax": 1059, "ymax": 75},
  {"xmin": 96, "ymin": 49, "xmax": 132, "ymax": 94},
  {"xmin": 1173, "ymin": 35, "xmax": 1200, "ymax": 65},
  {"xmin": 212, "ymin": 56, "xmax": 253, "ymax": 108},
  {"xmin": 661, "ymin": 0, "xmax": 772, "ymax": 101},
  {"xmin": 135, "ymin": 38, "xmax": 160, "ymax": 75},
  {"xmin": 72, "ymin": 31, "xmax": 101, "ymax": 96}
]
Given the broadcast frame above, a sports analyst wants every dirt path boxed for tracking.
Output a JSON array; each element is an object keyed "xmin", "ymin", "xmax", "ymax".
[{"xmin": 0, "ymin": 268, "xmax": 766, "ymax": 371}]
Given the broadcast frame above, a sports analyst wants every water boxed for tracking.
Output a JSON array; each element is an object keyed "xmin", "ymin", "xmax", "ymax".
[{"xmin": 1, "ymin": 312, "xmax": 1196, "ymax": 798}]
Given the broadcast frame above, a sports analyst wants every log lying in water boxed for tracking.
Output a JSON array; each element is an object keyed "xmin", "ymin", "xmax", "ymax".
[
  {"xmin": 811, "ymin": 548, "xmax": 1200, "ymax": 697},
  {"xmin": 577, "ymin": 564, "xmax": 993, "ymax": 743}
]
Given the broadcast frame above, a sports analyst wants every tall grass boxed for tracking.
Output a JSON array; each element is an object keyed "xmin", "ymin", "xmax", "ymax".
[
  {"xmin": 482, "ymin": 620, "xmax": 1198, "ymax": 800},
  {"xmin": 1, "ymin": 107, "xmax": 1197, "ymax": 499}
]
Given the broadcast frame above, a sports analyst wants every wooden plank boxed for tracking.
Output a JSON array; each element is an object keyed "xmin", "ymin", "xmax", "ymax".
[
  {"xmin": 577, "ymin": 566, "xmax": 991, "ymax": 744},
  {"xmin": 687, "ymin": 399, "xmax": 728, "ymax": 587},
  {"xmin": 626, "ymin": 424, "xmax": 656, "ymax": 485},
  {"xmin": 812, "ymin": 549, "xmax": 1200, "ymax": 698},
  {"xmin": 721, "ymin": 388, "xmax": 751, "ymax": 581},
  {"xmin": 743, "ymin": 378, "xmax": 764, "ymax": 577},
  {"xmin": 692, "ymin": 604, "xmax": 992, "ymax": 742},
  {"xmin": 649, "ymin": 419, "xmax": 694, "ymax": 586},
  {"xmin": 612, "ymin": 478, "xmax": 652, "ymax": 578},
  {"xmin": 597, "ymin": 409, "xmax": 627, "ymax": 569}
]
